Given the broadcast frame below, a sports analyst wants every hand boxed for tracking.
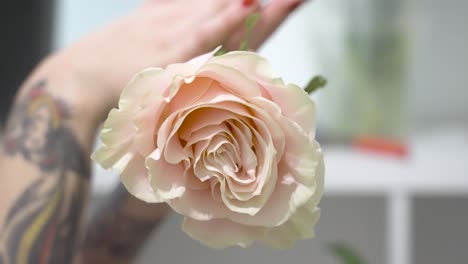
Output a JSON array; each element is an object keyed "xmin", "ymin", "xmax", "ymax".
[{"xmin": 46, "ymin": 0, "xmax": 306, "ymax": 123}]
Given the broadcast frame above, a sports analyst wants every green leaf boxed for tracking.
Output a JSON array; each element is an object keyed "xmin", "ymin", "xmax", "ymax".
[
  {"xmin": 239, "ymin": 12, "xmax": 261, "ymax": 51},
  {"xmin": 304, "ymin": 75, "xmax": 327, "ymax": 94},
  {"xmin": 328, "ymin": 243, "xmax": 366, "ymax": 264}
]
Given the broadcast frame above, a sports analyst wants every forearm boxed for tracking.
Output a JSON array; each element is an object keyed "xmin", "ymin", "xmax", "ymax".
[
  {"xmin": 0, "ymin": 56, "xmax": 96, "ymax": 263},
  {"xmin": 75, "ymin": 185, "xmax": 169, "ymax": 264},
  {"xmin": 0, "ymin": 52, "xmax": 168, "ymax": 264},
  {"xmin": 44, "ymin": 49, "xmax": 171, "ymax": 264}
]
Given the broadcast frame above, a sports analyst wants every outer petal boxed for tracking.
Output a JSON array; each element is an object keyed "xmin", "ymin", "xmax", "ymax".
[
  {"xmin": 146, "ymin": 149, "xmax": 186, "ymax": 200},
  {"xmin": 261, "ymin": 199, "xmax": 321, "ymax": 249},
  {"xmin": 197, "ymin": 63, "xmax": 262, "ymax": 98},
  {"xmin": 281, "ymin": 123, "xmax": 324, "ymax": 188},
  {"xmin": 132, "ymin": 101, "xmax": 165, "ymax": 157},
  {"xmin": 167, "ymin": 189, "xmax": 231, "ymax": 221},
  {"xmin": 260, "ymin": 82, "xmax": 317, "ymax": 139},
  {"xmin": 91, "ymin": 109, "xmax": 134, "ymax": 169},
  {"xmin": 93, "ymin": 68, "xmax": 169, "ymax": 174},
  {"xmin": 182, "ymin": 218, "xmax": 265, "ymax": 249},
  {"xmin": 186, "ymin": 46, "xmax": 222, "ymax": 68},
  {"xmin": 118, "ymin": 68, "xmax": 166, "ymax": 111},
  {"xmin": 208, "ymin": 51, "xmax": 276, "ymax": 82},
  {"xmin": 120, "ymin": 155, "xmax": 162, "ymax": 203},
  {"xmin": 260, "ymin": 153, "xmax": 324, "ymax": 248},
  {"xmin": 252, "ymin": 97, "xmax": 323, "ymax": 187},
  {"xmin": 91, "ymin": 142, "xmax": 131, "ymax": 171}
]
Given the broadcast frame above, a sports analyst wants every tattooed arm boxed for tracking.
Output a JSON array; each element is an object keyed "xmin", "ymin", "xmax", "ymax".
[
  {"xmin": 0, "ymin": 59, "xmax": 168, "ymax": 264},
  {"xmin": 0, "ymin": 74, "xmax": 93, "ymax": 264},
  {"xmin": 74, "ymin": 186, "xmax": 168, "ymax": 264}
]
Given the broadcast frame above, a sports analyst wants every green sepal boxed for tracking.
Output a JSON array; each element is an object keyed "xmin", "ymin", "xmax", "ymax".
[{"xmin": 304, "ymin": 75, "xmax": 327, "ymax": 94}]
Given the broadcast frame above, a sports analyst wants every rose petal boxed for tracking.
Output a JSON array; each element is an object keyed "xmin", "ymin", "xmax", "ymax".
[
  {"xmin": 235, "ymin": 118, "xmax": 275, "ymax": 198},
  {"xmin": 93, "ymin": 68, "xmax": 170, "ymax": 173},
  {"xmin": 228, "ymin": 167, "xmax": 312, "ymax": 227},
  {"xmin": 191, "ymin": 123, "xmax": 230, "ymax": 182},
  {"xmin": 158, "ymin": 98, "xmax": 249, "ymax": 164},
  {"xmin": 182, "ymin": 217, "xmax": 265, "ymax": 249},
  {"xmin": 260, "ymin": 82, "xmax": 317, "ymax": 140},
  {"xmin": 197, "ymin": 63, "xmax": 262, "ymax": 98},
  {"xmin": 186, "ymin": 46, "xmax": 222, "ymax": 68},
  {"xmin": 168, "ymin": 78, "xmax": 214, "ymax": 113},
  {"xmin": 98, "ymin": 110, "xmax": 133, "ymax": 146},
  {"xmin": 146, "ymin": 148, "xmax": 186, "ymax": 200},
  {"xmin": 252, "ymin": 97, "xmax": 323, "ymax": 187},
  {"xmin": 179, "ymin": 108, "xmax": 237, "ymax": 142},
  {"xmin": 209, "ymin": 51, "xmax": 317, "ymax": 139},
  {"xmin": 226, "ymin": 120, "xmax": 257, "ymax": 176},
  {"xmin": 210, "ymin": 181, "xmax": 223, "ymax": 202},
  {"xmin": 261, "ymin": 199, "xmax": 321, "ymax": 249},
  {"xmin": 168, "ymin": 189, "xmax": 230, "ymax": 221},
  {"xmin": 229, "ymin": 138, "xmax": 324, "ymax": 227},
  {"xmin": 133, "ymin": 101, "xmax": 165, "ymax": 156},
  {"xmin": 206, "ymin": 133, "xmax": 231, "ymax": 154},
  {"xmin": 120, "ymin": 155, "xmax": 162, "ymax": 203},
  {"xmin": 209, "ymin": 51, "xmax": 276, "ymax": 83},
  {"xmin": 247, "ymin": 98, "xmax": 286, "ymax": 157},
  {"xmin": 220, "ymin": 139, "xmax": 277, "ymax": 215},
  {"xmin": 118, "ymin": 68, "xmax": 166, "ymax": 111},
  {"xmin": 91, "ymin": 141, "xmax": 132, "ymax": 170},
  {"xmin": 201, "ymin": 152, "xmax": 224, "ymax": 182},
  {"xmin": 218, "ymin": 142, "xmax": 240, "ymax": 171},
  {"xmin": 281, "ymin": 124, "xmax": 324, "ymax": 188},
  {"xmin": 92, "ymin": 108, "xmax": 136, "ymax": 170},
  {"xmin": 183, "ymin": 165, "xmax": 210, "ymax": 190}
]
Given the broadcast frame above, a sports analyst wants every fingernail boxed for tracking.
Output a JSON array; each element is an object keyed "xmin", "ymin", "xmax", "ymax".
[{"xmin": 243, "ymin": 0, "xmax": 255, "ymax": 7}]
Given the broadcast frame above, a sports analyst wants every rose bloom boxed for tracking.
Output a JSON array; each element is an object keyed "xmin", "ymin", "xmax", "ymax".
[{"xmin": 92, "ymin": 49, "xmax": 324, "ymax": 248}]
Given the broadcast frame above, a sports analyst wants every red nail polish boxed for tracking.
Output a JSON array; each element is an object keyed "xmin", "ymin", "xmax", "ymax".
[
  {"xmin": 289, "ymin": 0, "xmax": 303, "ymax": 11},
  {"xmin": 243, "ymin": 0, "xmax": 255, "ymax": 7}
]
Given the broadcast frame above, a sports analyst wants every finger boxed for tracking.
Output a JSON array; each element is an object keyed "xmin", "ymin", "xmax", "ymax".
[
  {"xmin": 197, "ymin": 0, "xmax": 260, "ymax": 51},
  {"xmin": 249, "ymin": 0, "xmax": 307, "ymax": 50}
]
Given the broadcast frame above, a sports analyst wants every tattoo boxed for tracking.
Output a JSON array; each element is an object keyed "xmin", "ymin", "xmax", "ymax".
[
  {"xmin": 0, "ymin": 80, "xmax": 90, "ymax": 264},
  {"xmin": 78, "ymin": 185, "xmax": 164, "ymax": 263}
]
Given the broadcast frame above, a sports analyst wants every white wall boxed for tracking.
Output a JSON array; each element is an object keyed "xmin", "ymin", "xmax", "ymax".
[
  {"xmin": 54, "ymin": 0, "xmax": 142, "ymax": 49},
  {"xmin": 407, "ymin": 0, "xmax": 468, "ymax": 128}
]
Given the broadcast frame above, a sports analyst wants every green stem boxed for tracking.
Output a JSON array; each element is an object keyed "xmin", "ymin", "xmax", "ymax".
[{"xmin": 240, "ymin": 12, "xmax": 260, "ymax": 51}]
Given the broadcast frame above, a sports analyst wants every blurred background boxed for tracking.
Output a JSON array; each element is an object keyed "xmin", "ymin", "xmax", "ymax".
[{"xmin": 1, "ymin": 0, "xmax": 467, "ymax": 263}]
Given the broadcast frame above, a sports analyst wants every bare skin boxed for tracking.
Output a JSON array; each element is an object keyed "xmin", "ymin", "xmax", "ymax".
[{"xmin": 0, "ymin": 0, "xmax": 307, "ymax": 263}]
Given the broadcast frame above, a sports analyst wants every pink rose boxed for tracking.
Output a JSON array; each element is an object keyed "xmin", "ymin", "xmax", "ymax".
[{"xmin": 92, "ymin": 49, "xmax": 324, "ymax": 248}]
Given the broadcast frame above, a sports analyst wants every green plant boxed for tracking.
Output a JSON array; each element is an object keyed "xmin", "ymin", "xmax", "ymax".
[{"xmin": 328, "ymin": 243, "xmax": 367, "ymax": 264}]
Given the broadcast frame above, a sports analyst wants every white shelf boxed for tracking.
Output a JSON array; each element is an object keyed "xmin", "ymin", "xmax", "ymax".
[
  {"xmin": 323, "ymin": 126, "xmax": 468, "ymax": 264},
  {"xmin": 324, "ymin": 126, "xmax": 468, "ymax": 195}
]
